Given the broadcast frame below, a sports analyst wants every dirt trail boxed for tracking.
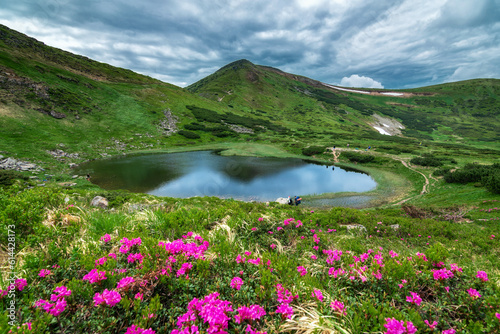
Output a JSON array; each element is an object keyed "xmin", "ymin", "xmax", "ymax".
[
  {"xmin": 394, "ymin": 159, "xmax": 430, "ymax": 205},
  {"xmin": 327, "ymin": 147, "xmax": 341, "ymax": 163},
  {"xmin": 325, "ymin": 148, "xmax": 432, "ymax": 206}
]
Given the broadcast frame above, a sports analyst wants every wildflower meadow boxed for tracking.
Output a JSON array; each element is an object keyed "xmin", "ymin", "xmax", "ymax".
[{"xmin": 0, "ymin": 186, "xmax": 499, "ymax": 333}]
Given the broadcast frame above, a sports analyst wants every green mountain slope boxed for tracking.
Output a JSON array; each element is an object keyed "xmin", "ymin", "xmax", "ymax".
[
  {"xmin": 1, "ymin": 24, "xmax": 499, "ymax": 179},
  {"xmin": 188, "ymin": 60, "xmax": 500, "ymax": 145}
]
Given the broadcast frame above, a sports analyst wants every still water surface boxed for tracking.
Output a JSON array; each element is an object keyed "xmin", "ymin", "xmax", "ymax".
[{"xmin": 77, "ymin": 151, "xmax": 376, "ymax": 203}]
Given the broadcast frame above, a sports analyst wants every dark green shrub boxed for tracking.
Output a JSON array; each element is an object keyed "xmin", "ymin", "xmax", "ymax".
[
  {"xmin": 410, "ymin": 156, "xmax": 443, "ymax": 167},
  {"xmin": 178, "ymin": 130, "xmax": 201, "ymax": 139},
  {"xmin": 444, "ymin": 163, "xmax": 500, "ymax": 186},
  {"xmin": 342, "ymin": 151, "xmax": 375, "ymax": 163},
  {"xmin": 433, "ymin": 167, "xmax": 451, "ymax": 177},
  {"xmin": 0, "ymin": 170, "xmax": 28, "ymax": 186},
  {"xmin": 302, "ymin": 146, "xmax": 326, "ymax": 156},
  {"xmin": 483, "ymin": 170, "xmax": 500, "ymax": 194},
  {"xmin": 183, "ymin": 122, "xmax": 206, "ymax": 131}
]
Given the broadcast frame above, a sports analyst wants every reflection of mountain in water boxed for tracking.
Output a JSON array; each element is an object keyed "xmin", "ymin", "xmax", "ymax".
[
  {"xmin": 218, "ymin": 155, "xmax": 305, "ymax": 182},
  {"xmin": 76, "ymin": 150, "xmax": 376, "ymax": 200}
]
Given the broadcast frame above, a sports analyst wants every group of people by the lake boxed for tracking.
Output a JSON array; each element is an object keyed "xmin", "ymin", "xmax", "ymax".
[{"xmin": 288, "ymin": 196, "xmax": 302, "ymax": 206}]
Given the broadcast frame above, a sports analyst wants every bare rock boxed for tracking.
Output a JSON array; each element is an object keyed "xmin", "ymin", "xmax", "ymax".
[{"xmin": 91, "ymin": 196, "xmax": 109, "ymax": 209}]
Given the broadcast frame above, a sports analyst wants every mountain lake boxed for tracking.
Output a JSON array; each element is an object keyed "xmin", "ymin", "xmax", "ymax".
[{"xmin": 76, "ymin": 151, "xmax": 377, "ymax": 205}]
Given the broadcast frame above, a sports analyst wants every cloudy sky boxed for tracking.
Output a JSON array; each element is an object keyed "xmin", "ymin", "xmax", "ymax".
[{"xmin": 1, "ymin": 0, "xmax": 499, "ymax": 88}]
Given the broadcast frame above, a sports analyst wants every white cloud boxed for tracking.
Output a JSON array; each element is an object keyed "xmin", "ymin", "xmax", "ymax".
[{"xmin": 340, "ymin": 74, "xmax": 384, "ymax": 88}]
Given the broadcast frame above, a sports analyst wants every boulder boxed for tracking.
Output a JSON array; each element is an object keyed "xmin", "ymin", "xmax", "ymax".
[
  {"xmin": 275, "ymin": 197, "xmax": 289, "ymax": 205},
  {"xmin": 91, "ymin": 196, "xmax": 109, "ymax": 209}
]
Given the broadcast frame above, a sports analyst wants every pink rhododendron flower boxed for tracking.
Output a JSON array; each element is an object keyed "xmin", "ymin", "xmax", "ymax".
[
  {"xmin": 276, "ymin": 303, "xmax": 294, "ymax": 319},
  {"xmin": 247, "ymin": 258, "xmax": 262, "ymax": 265},
  {"xmin": 135, "ymin": 292, "xmax": 143, "ymax": 300},
  {"xmin": 117, "ymin": 276, "xmax": 135, "ymax": 289},
  {"xmin": 100, "ymin": 234, "xmax": 111, "ymax": 242},
  {"xmin": 442, "ymin": 329, "xmax": 456, "ymax": 334},
  {"xmin": 83, "ymin": 269, "xmax": 107, "ymax": 283},
  {"xmin": 424, "ymin": 320, "xmax": 438, "ymax": 329},
  {"xmin": 51, "ymin": 286, "xmax": 71, "ymax": 301},
  {"xmin": 95, "ymin": 257, "xmax": 108, "ymax": 266},
  {"xmin": 39, "ymin": 269, "xmax": 51, "ymax": 277},
  {"xmin": 276, "ymin": 284, "xmax": 298, "ymax": 304},
  {"xmin": 495, "ymin": 313, "xmax": 500, "ymax": 320},
  {"xmin": 125, "ymin": 324, "xmax": 156, "ymax": 334},
  {"xmin": 312, "ymin": 289, "xmax": 323, "ymax": 302},
  {"xmin": 476, "ymin": 270, "xmax": 488, "ymax": 282},
  {"xmin": 467, "ymin": 288, "xmax": 481, "ymax": 299},
  {"xmin": 432, "ymin": 268, "xmax": 454, "ymax": 280},
  {"xmin": 12, "ymin": 279, "xmax": 27, "ymax": 291},
  {"xmin": 230, "ymin": 277, "xmax": 244, "ymax": 290},
  {"xmin": 311, "ymin": 255, "xmax": 317, "ymax": 260},
  {"xmin": 128, "ymin": 253, "xmax": 144, "ymax": 264},
  {"xmin": 297, "ymin": 266, "xmax": 307, "ymax": 276},
  {"xmin": 330, "ymin": 300, "xmax": 345, "ymax": 315},
  {"xmin": 383, "ymin": 318, "xmax": 416, "ymax": 334},
  {"xmin": 234, "ymin": 305, "xmax": 266, "ymax": 323},
  {"xmin": 251, "ymin": 227, "xmax": 257, "ymax": 231},
  {"xmin": 245, "ymin": 324, "xmax": 267, "ymax": 334},
  {"xmin": 176, "ymin": 262, "xmax": 193, "ymax": 277},
  {"xmin": 406, "ymin": 292, "xmax": 422, "ymax": 306},
  {"xmin": 389, "ymin": 250, "xmax": 399, "ymax": 258},
  {"xmin": 270, "ymin": 244, "xmax": 276, "ymax": 249},
  {"xmin": 108, "ymin": 253, "xmax": 117, "ymax": 259},
  {"xmin": 258, "ymin": 217, "xmax": 263, "ymax": 222},
  {"xmin": 94, "ymin": 289, "xmax": 121, "ymax": 307}
]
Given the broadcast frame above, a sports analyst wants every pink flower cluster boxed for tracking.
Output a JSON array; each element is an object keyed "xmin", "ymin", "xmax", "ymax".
[
  {"xmin": 275, "ymin": 284, "xmax": 297, "ymax": 319},
  {"xmin": 330, "ymin": 300, "xmax": 345, "ymax": 315},
  {"xmin": 117, "ymin": 276, "xmax": 135, "ymax": 289},
  {"xmin": 128, "ymin": 252, "xmax": 145, "ymax": 264},
  {"xmin": 176, "ymin": 262, "xmax": 193, "ymax": 277},
  {"xmin": 424, "ymin": 320, "xmax": 437, "ymax": 329},
  {"xmin": 328, "ymin": 267, "xmax": 346, "ymax": 278},
  {"xmin": 119, "ymin": 237, "xmax": 142, "ymax": 254},
  {"xmin": 297, "ymin": 266, "xmax": 307, "ymax": 276},
  {"xmin": 230, "ymin": 277, "xmax": 244, "ymax": 290},
  {"xmin": 125, "ymin": 324, "xmax": 155, "ymax": 334},
  {"xmin": 406, "ymin": 292, "xmax": 422, "ymax": 306},
  {"xmin": 39, "ymin": 269, "xmax": 51, "ymax": 277},
  {"xmin": 383, "ymin": 318, "xmax": 417, "ymax": 334},
  {"xmin": 234, "ymin": 305, "xmax": 266, "ymax": 323},
  {"xmin": 100, "ymin": 233, "xmax": 111, "ymax": 242},
  {"xmin": 158, "ymin": 236, "xmax": 210, "ymax": 260},
  {"xmin": 6, "ymin": 278, "xmax": 28, "ymax": 292},
  {"xmin": 312, "ymin": 289, "xmax": 323, "ymax": 302},
  {"xmin": 175, "ymin": 292, "xmax": 233, "ymax": 334},
  {"xmin": 94, "ymin": 289, "xmax": 122, "ymax": 307},
  {"xmin": 324, "ymin": 249, "xmax": 342, "ymax": 264},
  {"xmin": 476, "ymin": 270, "xmax": 488, "ymax": 282},
  {"xmin": 35, "ymin": 285, "xmax": 71, "ymax": 316},
  {"xmin": 467, "ymin": 288, "xmax": 481, "ymax": 299},
  {"xmin": 83, "ymin": 269, "xmax": 107, "ymax": 283},
  {"xmin": 432, "ymin": 268, "xmax": 454, "ymax": 281}
]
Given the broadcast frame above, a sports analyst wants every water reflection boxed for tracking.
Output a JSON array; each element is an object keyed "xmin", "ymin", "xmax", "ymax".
[{"xmin": 76, "ymin": 151, "xmax": 376, "ymax": 202}]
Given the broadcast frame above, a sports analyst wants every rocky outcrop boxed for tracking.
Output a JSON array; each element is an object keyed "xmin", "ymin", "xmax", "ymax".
[
  {"xmin": 91, "ymin": 196, "xmax": 109, "ymax": 209},
  {"xmin": 47, "ymin": 149, "xmax": 80, "ymax": 159},
  {"xmin": 0, "ymin": 157, "xmax": 43, "ymax": 171},
  {"xmin": 158, "ymin": 109, "xmax": 179, "ymax": 136}
]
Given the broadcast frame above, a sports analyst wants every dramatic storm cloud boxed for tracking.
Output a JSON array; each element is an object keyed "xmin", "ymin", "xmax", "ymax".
[{"xmin": 1, "ymin": 0, "xmax": 499, "ymax": 88}]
